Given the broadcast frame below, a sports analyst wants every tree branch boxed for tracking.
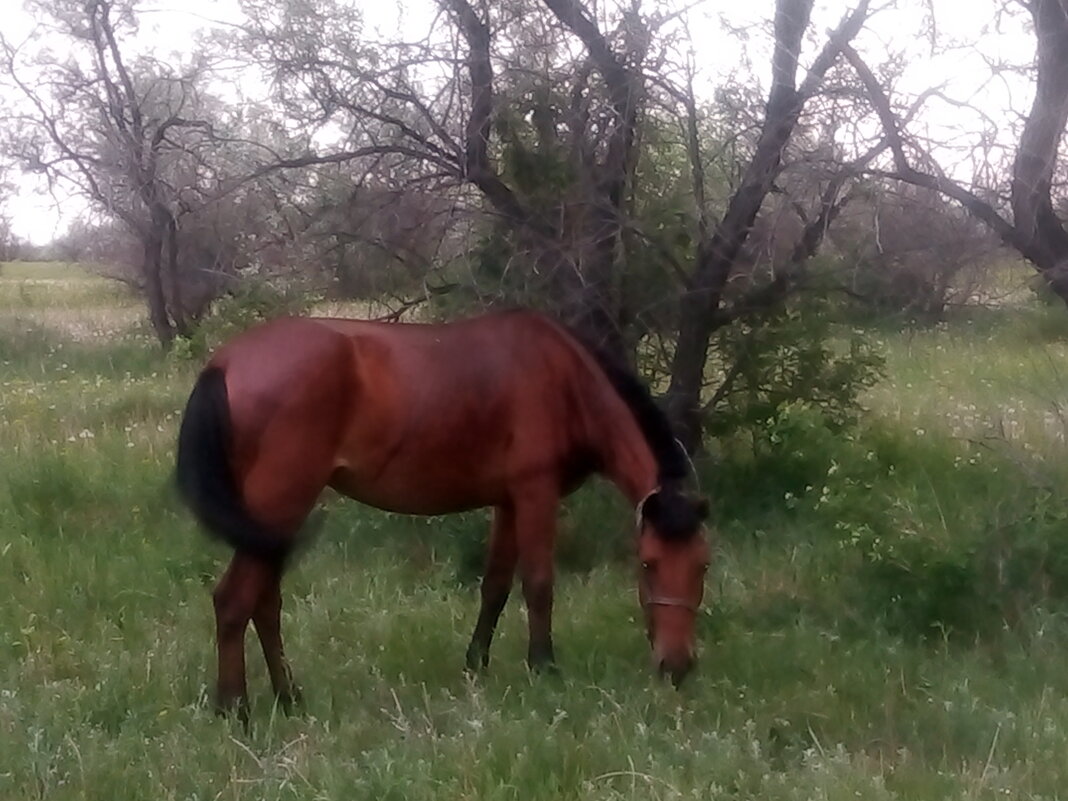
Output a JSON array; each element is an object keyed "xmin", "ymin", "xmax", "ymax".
[
  {"xmin": 440, "ymin": 0, "xmax": 554, "ymax": 237},
  {"xmin": 842, "ymin": 44, "xmax": 1029, "ymax": 257}
]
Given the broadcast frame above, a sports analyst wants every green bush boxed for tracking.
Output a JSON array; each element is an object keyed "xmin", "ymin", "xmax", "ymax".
[
  {"xmin": 709, "ymin": 391, "xmax": 1068, "ymax": 642},
  {"xmin": 1028, "ymin": 273, "xmax": 1064, "ymax": 307},
  {"xmin": 170, "ymin": 281, "xmax": 318, "ymax": 362},
  {"xmin": 852, "ymin": 530, "xmax": 991, "ymax": 640},
  {"xmin": 706, "ymin": 297, "xmax": 885, "ymax": 445}
]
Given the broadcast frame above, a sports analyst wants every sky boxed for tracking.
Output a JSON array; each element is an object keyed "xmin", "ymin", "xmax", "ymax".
[{"xmin": 1, "ymin": 0, "xmax": 1036, "ymax": 246}]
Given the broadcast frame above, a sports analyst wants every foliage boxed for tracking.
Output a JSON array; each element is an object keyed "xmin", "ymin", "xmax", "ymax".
[
  {"xmin": 705, "ymin": 297, "xmax": 886, "ymax": 443},
  {"xmin": 169, "ymin": 281, "xmax": 320, "ymax": 362},
  {"xmin": 452, "ymin": 107, "xmax": 724, "ymax": 331},
  {"xmin": 823, "ymin": 185, "xmax": 1001, "ymax": 322},
  {"xmin": 710, "ymin": 368, "xmax": 1068, "ymax": 643},
  {"xmin": 1028, "ymin": 272, "xmax": 1067, "ymax": 307}
]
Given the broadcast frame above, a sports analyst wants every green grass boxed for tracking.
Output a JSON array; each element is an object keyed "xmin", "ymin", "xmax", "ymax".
[{"xmin": 5, "ymin": 263, "xmax": 1068, "ymax": 798}]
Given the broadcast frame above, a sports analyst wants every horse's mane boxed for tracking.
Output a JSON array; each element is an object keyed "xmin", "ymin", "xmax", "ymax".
[{"xmin": 566, "ymin": 327, "xmax": 704, "ymax": 540}]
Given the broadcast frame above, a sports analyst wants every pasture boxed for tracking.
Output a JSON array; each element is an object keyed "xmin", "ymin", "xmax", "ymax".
[{"xmin": 4, "ymin": 263, "xmax": 1068, "ymax": 799}]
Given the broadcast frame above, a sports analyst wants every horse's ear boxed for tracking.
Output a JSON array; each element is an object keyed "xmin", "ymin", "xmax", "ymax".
[
  {"xmin": 695, "ymin": 497, "xmax": 710, "ymax": 521},
  {"xmin": 639, "ymin": 491, "xmax": 662, "ymax": 523}
]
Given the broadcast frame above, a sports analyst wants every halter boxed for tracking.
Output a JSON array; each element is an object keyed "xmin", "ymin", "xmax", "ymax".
[
  {"xmin": 642, "ymin": 595, "xmax": 699, "ymax": 613},
  {"xmin": 636, "ymin": 486, "xmax": 699, "ymax": 614},
  {"xmin": 634, "ymin": 486, "xmax": 661, "ymax": 529}
]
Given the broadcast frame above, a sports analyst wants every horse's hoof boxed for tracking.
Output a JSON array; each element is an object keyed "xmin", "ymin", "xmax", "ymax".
[
  {"xmin": 276, "ymin": 689, "xmax": 303, "ymax": 716},
  {"xmin": 214, "ymin": 696, "xmax": 250, "ymax": 728},
  {"xmin": 465, "ymin": 644, "xmax": 490, "ymax": 674},
  {"xmin": 527, "ymin": 648, "xmax": 559, "ymax": 676}
]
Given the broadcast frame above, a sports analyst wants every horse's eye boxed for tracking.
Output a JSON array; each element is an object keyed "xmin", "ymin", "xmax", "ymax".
[{"xmin": 641, "ymin": 561, "xmax": 654, "ymax": 573}]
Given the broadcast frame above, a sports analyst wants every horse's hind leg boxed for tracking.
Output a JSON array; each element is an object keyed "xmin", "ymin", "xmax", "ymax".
[
  {"xmin": 231, "ymin": 444, "xmax": 332, "ymax": 714},
  {"xmin": 252, "ymin": 566, "xmax": 301, "ymax": 712},
  {"xmin": 466, "ymin": 504, "xmax": 518, "ymax": 672},
  {"xmin": 213, "ymin": 552, "xmax": 276, "ymax": 720}
]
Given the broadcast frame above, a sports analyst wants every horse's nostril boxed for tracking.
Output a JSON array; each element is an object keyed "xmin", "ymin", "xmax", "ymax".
[{"xmin": 657, "ymin": 655, "xmax": 695, "ymax": 688}]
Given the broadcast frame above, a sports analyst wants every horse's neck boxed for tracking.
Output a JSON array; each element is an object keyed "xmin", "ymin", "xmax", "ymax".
[
  {"xmin": 594, "ymin": 403, "xmax": 659, "ymax": 507},
  {"xmin": 558, "ymin": 331, "xmax": 659, "ymax": 506}
]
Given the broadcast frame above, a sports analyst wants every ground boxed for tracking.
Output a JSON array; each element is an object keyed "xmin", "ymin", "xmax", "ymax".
[{"xmin": 2, "ymin": 262, "xmax": 1068, "ymax": 799}]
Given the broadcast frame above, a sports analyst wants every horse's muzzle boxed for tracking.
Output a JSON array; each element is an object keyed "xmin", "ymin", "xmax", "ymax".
[{"xmin": 656, "ymin": 651, "xmax": 695, "ymax": 688}]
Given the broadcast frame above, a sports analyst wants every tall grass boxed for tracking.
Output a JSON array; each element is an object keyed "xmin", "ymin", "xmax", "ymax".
[{"xmin": 4, "ymin": 263, "xmax": 1068, "ymax": 798}]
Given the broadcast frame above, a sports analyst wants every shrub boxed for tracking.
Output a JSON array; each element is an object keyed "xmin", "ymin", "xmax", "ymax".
[
  {"xmin": 852, "ymin": 529, "xmax": 992, "ymax": 640},
  {"xmin": 169, "ymin": 281, "xmax": 318, "ymax": 362},
  {"xmin": 707, "ymin": 398, "xmax": 1068, "ymax": 642},
  {"xmin": 706, "ymin": 296, "xmax": 885, "ymax": 446}
]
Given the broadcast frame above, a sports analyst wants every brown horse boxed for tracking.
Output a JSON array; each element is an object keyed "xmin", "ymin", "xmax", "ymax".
[{"xmin": 176, "ymin": 309, "xmax": 710, "ymax": 717}]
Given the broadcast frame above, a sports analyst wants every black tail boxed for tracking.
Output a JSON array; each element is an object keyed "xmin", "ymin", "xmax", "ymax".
[{"xmin": 176, "ymin": 367, "xmax": 292, "ymax": 565}]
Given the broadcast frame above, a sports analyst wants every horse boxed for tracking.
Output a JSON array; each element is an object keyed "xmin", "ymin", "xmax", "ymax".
[{"xmin": 175, "ymin": 308, "xmax": 711, "ymax": 718}]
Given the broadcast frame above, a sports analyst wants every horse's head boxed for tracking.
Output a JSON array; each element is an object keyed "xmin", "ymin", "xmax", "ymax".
[{"xmin": 636, "ymin": 487, "xmax": 711, "ymax": 686}]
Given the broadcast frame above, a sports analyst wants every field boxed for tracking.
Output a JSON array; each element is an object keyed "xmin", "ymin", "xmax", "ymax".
[{"xmin": 4, "ymin": 262, "xmax": 1068, "ymax": 799}]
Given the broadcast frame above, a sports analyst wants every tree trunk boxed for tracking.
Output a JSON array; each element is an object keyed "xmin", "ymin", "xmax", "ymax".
[
  {"xmin": 665, "ymin": 255, "xmax": 719, "ymax": 452},
  {"xmin": 162, "ymin": 211, "xmax": 191, "ymax": 337},
  {"xmin": 1009, "ymin": 1, "xmax": 1068, "ymax": 304},
  {"xmin": 570, "ymin": 202, "xmax": 629, "ymax": 361},
  {"xmin": 142, "ymin": 232, "xmax": 174, "ymax": 348}
]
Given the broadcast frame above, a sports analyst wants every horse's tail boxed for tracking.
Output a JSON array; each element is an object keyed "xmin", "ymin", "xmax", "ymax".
[{"xmin": 176, "ymin": 366, "xmax": 292, "ymax": 565}]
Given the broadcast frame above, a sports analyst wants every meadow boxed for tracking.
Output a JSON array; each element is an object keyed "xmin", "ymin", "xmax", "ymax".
[{"xmin": 4, "ymin": 262, "xmax": 1068, "ymax": 799}]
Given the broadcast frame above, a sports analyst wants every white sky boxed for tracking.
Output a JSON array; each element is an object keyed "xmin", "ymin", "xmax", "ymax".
[{"xmin": 1, "ymin": 0, "xmax": 1035, "ymax": 245}]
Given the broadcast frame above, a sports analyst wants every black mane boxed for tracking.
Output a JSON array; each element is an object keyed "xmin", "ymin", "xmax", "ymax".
[
  {"xmin": 568, "ymin": 329, "xmax": 705, "ymax": 540},
  {"xmin": 576, "ymin": 340, "xmax": 689, "ymax": 487}
]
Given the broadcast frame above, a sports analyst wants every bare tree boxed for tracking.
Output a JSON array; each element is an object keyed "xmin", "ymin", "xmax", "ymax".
[
  {"xmin": 827, "ymin": 182, "xmax": 1003, "ymax": 319},
  {"xmin": 239, "ymin": 0, "xmax": 662, "ymax": 354},
  {"xmin": 238, "ymin": 0, "xmax": 890, "ymax": 446},
  {"xmin": 1, "ymin": 0, "xmax": 265, "ymax": 344},
  {"xmin": 842, "ymin": 1, "xmax": 1068, "ymax": 306},
  {"xmin": 7, "ymin": 0, "xmax": 979, "ymax": 456}
]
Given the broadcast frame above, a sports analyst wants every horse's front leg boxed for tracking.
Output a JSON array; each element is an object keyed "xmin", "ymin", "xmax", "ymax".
[
  {"xmin": 513, "ymin": 486, "xmax": 559, "ymax": 672},
  {"xmin": 466, "ymin": 503, "xmax": 518, "ymax": 672}
]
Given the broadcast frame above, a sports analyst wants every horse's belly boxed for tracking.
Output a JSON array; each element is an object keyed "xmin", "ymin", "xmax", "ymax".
[{"xmin": 328, "ymin": 463, "xmax": 504, "ymax": 515}]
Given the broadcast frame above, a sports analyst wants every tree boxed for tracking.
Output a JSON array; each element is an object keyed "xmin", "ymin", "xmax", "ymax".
[
  {"xmin": 1, "ymin": 0, "xmax": 266, "ymax": 345},
  {"xmin": 830, "ymin": 182, "xmax": 1003, "ymax": 319},
  {"xmin": 843, "ymin": 1, "xmax": 1068, "ymax": 306},
  {"xmin": 239, "ymin": 0, "xmax": 890, "ymax": 447},
  {"xmin": 660, "ymin": 0, "xmax": 875, "ymax": 449},
  {"xmin": 6, "ymin": 0, "xmax": 984, "ymax": 456},
  {"xmin": 238, "ymin": 0, "xmax": 663, "ymax": 355}
]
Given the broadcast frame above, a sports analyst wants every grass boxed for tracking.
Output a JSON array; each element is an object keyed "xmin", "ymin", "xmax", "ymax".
[
  {"xmin": 0, "ymin": 261, "xmax": 145, "ymax": 343},
  {"xmin": 4, "ymin": 262, "xmax": 1068, "ymax": 798}
]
